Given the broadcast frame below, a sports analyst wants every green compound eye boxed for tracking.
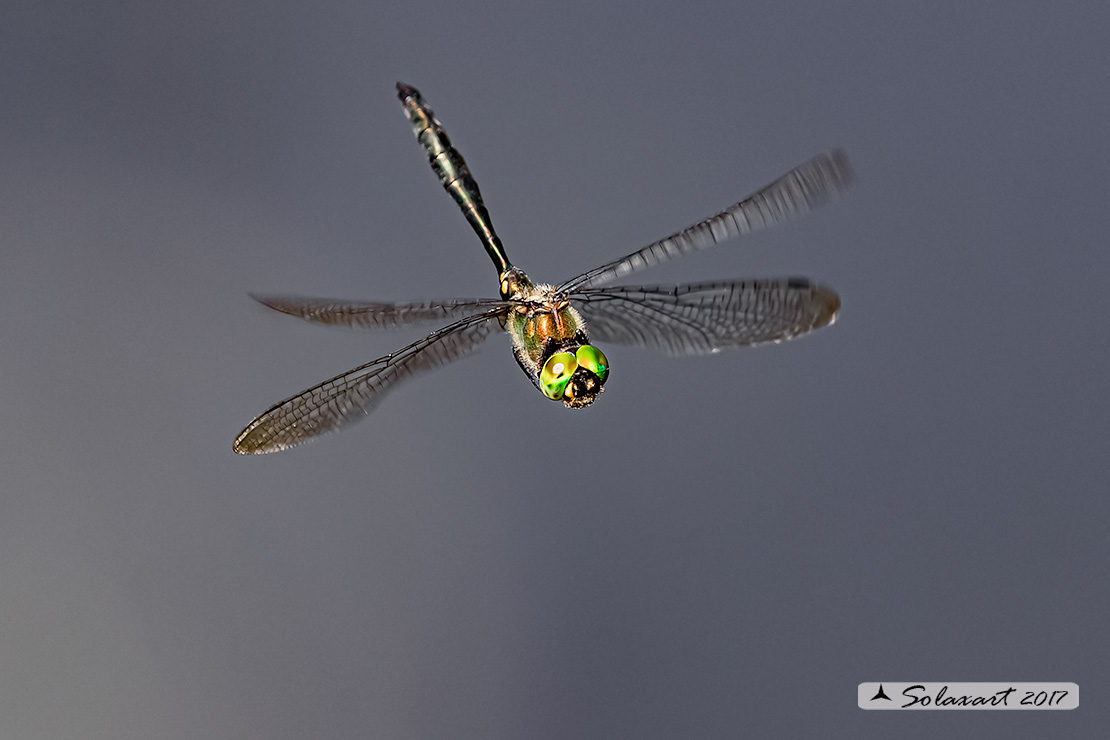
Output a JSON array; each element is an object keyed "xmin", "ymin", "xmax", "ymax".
[
  {"xmin": 575, "ymin": 345, "xmax": 609, "ymax": 382},
  {"xmin": 540, "ymin": 352, "xmax": 578, "ymax": 400}
]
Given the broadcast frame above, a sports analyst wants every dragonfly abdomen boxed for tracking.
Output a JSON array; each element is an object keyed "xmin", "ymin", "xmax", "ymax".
[{"xmin": 397, "ymin": 83, "xmax": 511, "ymax": 277}]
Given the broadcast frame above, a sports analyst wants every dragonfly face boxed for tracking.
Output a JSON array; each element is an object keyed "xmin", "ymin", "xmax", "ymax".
[
  {"xmin": 232, "ymin": 83, "xmax": 852, "ymax": 454},
  {"xmin": 539, "ymin": 344, "xmax": 610, "ymax": 408}
]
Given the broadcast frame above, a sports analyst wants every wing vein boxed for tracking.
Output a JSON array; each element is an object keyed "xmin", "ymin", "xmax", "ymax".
[{"xmin": 558, "ymin": 151, "xmax": 851, "ymax": 292}]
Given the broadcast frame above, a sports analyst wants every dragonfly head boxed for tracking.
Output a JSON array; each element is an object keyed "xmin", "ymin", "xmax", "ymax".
[{"xmin": 539, "ymin": 344, "xmax": 609, "ymax": 409}]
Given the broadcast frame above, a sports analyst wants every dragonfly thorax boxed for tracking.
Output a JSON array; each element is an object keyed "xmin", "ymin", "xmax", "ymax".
[
  {"xmin": 505, "ymin": 286, "xmax": 582, "ymax": 363},
  {"xmin": 501, "ymin": 283, "xmax": 610, "ymax": 408}
]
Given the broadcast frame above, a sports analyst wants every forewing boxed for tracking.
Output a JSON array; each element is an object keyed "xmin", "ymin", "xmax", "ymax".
[
  {"xmin": 572, "ymin": 279, "xmax": 839, "ymax": 356},
  {"xmin": 559, "ymin": 151, "xmax": 852, "ymax": 292},
  {"xmin": 250, "ymin": 294, "xmax": 507, "ymax": 330},
  {"xmin": 233, "ymin": 308, "xmax": 505, "ymax": 454}
]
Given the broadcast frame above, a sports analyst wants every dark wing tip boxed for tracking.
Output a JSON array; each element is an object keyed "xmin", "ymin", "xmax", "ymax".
[
  {"xmin": 232, "ymin": 431, "xmax": 265, "ymax": 455},
  {"xmin": 396, "ymin": 82, "xmax": 419, "ymax": 100},
  {"xmin": 825, "ymin": 148, "xmax": 855, "ymax": 190},
  {"xmin": 232, "ymin": 416, "xmax": 273, "ymax": 454},
  {"xmin": 248, "ymin": 293, "xmax": 299, "ymax": 318},
  {"xmin": 232, "ymin": 423, "xmax": 290, "ymax": 455},
  {"xmin": 813, "ymin": 283, "xmax": 841, "ymax": 328},
  {"xmin": 784, "ymin": 278, "xmax": 840, "ymax": 329}
]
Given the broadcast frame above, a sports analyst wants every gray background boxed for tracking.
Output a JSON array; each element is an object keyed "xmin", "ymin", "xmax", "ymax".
[{"xmin": 2, "ymin": 1, "xmax": 1107, "ymax": 738}]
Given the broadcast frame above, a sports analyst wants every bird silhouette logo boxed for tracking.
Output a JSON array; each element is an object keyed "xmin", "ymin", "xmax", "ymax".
[{"xmin": 871, "ymin": 684, "xmax": 892, "ymax": 701}]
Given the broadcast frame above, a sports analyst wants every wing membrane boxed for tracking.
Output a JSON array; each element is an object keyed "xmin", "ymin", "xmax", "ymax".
[
  {"xmin": 572, "ymin": 279, "xmax": 839, "ymax": 356},
  {"xmin": 233, "ymin": 308, "xmax": 506, "ymax": 454},
  {"xmin": 250, "ymin": 294, "xmax": 507, "ymax": 330},
  {"xmin": 559, "ymin": 151, "xmax": 852, "ymax": 292}
]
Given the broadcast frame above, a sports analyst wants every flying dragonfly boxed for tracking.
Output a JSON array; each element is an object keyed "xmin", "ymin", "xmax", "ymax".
[{"xmin": 233, "ymin": 83, "xmax": 852, "ymax": 454}]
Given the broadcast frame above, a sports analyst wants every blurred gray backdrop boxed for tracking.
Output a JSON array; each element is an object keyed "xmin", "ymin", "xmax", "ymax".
[{"xmin": 2, "ymin": 1, "xmax": 1107, "ymax": 738}]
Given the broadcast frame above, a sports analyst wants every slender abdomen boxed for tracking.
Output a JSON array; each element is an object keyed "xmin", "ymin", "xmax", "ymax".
[{"xmin": 397, "ymin": 83, "xmax": 511, "ymax": 277}]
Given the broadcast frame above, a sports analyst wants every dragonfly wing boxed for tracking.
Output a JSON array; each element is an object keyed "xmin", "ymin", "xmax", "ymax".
[
  {"xmin": 559, "ymin": 150, "xmax": 852, "ymax": 292},
  {"xmin": 233, "ymin": 308, "xmax": 506, "ymax": 454},
  {"xmin": 572, "ymin": 279, "xmax": 839, "ymax": 356},
  {"xmin": 250, "ymin": 294, "xmax": 507, "ymax": 330}
]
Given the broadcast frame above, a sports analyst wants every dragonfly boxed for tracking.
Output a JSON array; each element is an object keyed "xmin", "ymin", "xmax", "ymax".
[{"xmin": 233, "ymin": 83, "xmax": 852, "ymax": 454}]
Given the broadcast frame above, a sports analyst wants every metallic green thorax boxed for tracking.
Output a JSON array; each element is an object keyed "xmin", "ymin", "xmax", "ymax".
[
  {"xmin": 503, "ymin": 289, "xmax": 587, "ymax": 373},
  {"xmin": 397, "ymin": 83, "xmax": 511, "ymax": 277}
]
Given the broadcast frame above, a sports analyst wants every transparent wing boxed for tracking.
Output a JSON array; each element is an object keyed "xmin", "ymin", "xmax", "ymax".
[
  {"xmin": 233, "ymin": 308, "xmax": 506, "ymax": 454},
  {"xmin": 559, "ymin": 151, "xmax": 852, "ymax": 292},
  {"xmin": 572, "ymin": 279, "xmax": 839, "ymax": 356},
  {"xmin": 250, "ymin": 293, "xmax": 508, "ymax": 330}
]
